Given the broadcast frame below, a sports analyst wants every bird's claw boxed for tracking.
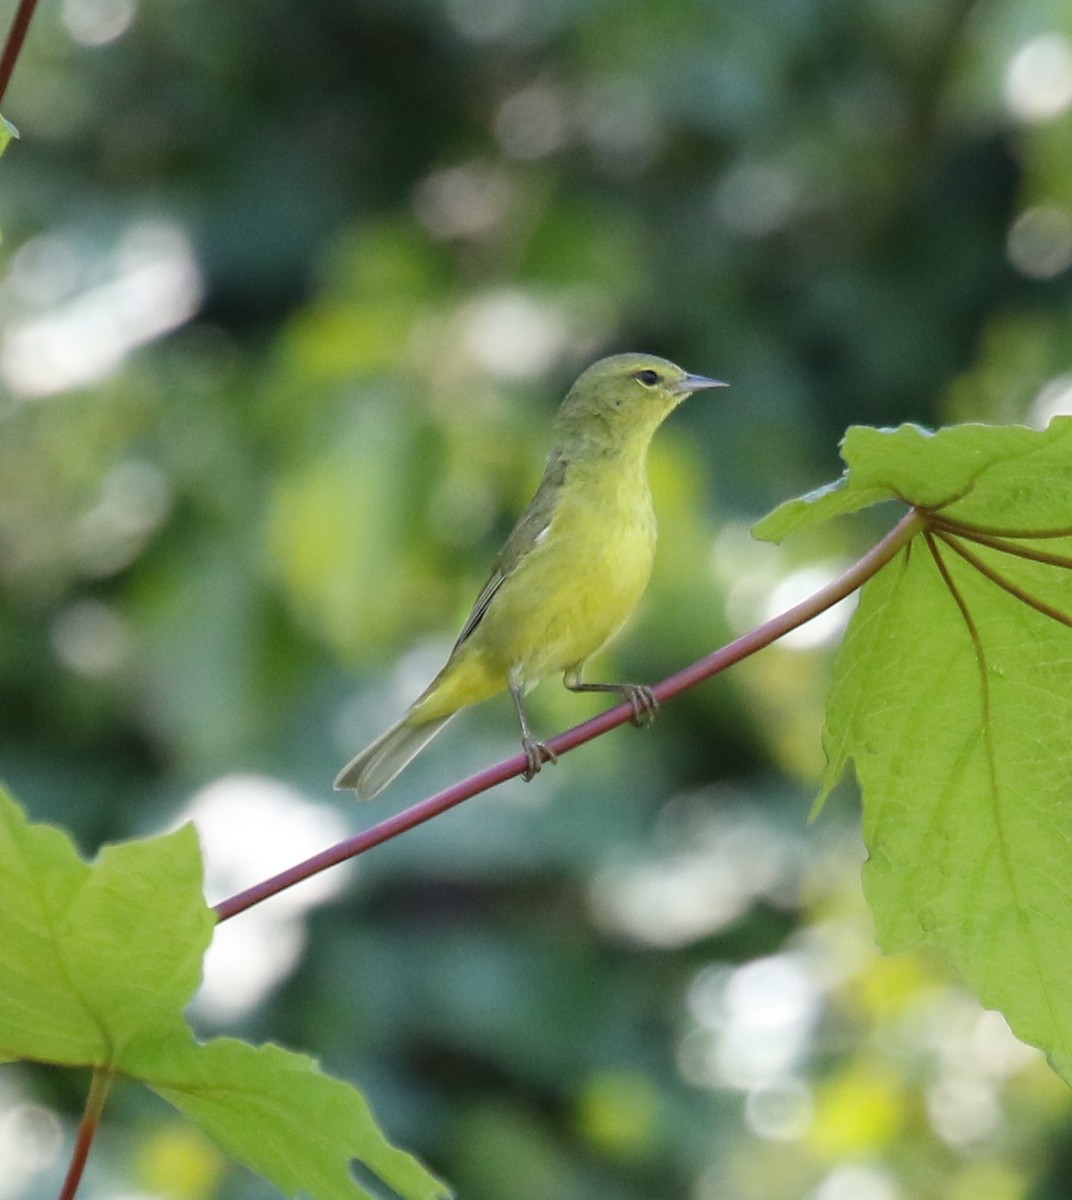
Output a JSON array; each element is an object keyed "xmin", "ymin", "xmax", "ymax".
[
  {"xmin": 626, "ymin": 685, "xmax": 658, "ymax": 728},
  {"xmin": 521, "ymin": 736, "xmax": 557, "ymax": 781}
]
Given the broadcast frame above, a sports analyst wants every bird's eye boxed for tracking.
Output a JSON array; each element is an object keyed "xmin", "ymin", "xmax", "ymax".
[{"xmin": 634, "ymin": 369, "xmax": 660, "ymax": 387}]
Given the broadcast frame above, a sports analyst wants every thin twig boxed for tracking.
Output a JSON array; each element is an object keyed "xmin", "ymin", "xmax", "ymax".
[
  {"xmin": 0, "ymin": 0, "xmax": 39, "ymax": 108},
  {"xmin": 214, "ymin": 508, "xmax": 924, "ymax": 923},
  {"xmin": 58, "ymin": 1068, "xmax": 113, "ymax": 1200}
]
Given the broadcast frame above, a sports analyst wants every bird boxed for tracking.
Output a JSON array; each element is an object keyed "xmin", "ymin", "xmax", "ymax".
[{"xmin": 334, "ymin": 352, "xmax": 727, "ymax": 799}]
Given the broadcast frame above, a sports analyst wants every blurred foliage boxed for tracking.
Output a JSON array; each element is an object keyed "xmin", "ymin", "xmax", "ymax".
[{"xmin": 3, "ymin": 0, "xmax": 1072, "ymax": 1197}]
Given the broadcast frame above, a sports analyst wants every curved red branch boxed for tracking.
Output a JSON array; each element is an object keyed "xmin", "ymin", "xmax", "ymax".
[{"xmin": 214, "ymin": 508, "xmax": 924, "ymax": 923}]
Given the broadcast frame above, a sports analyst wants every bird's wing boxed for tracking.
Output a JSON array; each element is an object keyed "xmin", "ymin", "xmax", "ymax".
[{"xmin": 452, "ymin": 452, "xmax": 566, "ymax": 650}]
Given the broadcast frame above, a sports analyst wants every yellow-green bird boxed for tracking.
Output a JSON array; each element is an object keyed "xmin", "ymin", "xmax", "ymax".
[{"xmin": 334, "ymin": 352, "xmax": 726, "ymax": 799}]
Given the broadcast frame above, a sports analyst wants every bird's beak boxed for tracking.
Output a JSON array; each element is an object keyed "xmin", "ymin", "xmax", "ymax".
[{"xmin": 674, "ymin": 373, "xmax": 729, "ymax": 396}]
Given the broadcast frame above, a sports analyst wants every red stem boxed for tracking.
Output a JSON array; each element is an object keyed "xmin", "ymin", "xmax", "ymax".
[
  {"xmin": 0, "ymin": 0, "xmax": 39, "ymax": 108},
  {"xmin": 58, "ymin": 1068, "xmax": 113, "ymax": 1200},
  {"xmin": 214, "ymin": 508, "xmax": 923, "ymax": 923}
]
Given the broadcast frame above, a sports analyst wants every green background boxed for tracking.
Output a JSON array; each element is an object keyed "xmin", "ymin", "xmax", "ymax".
[{"xmin": 2, "ymin": 0, "xmax": 1072, "ymax": 1196}]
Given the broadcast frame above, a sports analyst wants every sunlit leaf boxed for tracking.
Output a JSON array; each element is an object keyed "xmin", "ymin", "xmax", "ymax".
[
  {"xmin": 0, "ymin": 792, "xmax": 449, "ymax": 1200},
  {"xmin": 0, "ymin": 790, "xmax": 210, "ymax": 1064},
  {"xmin": 771, "ymin": 418, "xmax": 1072, "ymax": 1080},
  {"xmin": 144, "ymin": 1037, "xmax": 451, "ymax": 1200},
  {"xmin": 752, "ymin": 473, "xmax": 894, "ymax": 542}
]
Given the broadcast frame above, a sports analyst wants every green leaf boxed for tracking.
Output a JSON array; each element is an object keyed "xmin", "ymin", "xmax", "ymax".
[
  {"xmin": 0, "ymin": 792, "xmax": 449, "ymax": 1200},
  {"xmin": 752, "ymin": 473, "xmax": 894, "ymax": 542},
  {"xmin": 834, "ymin": 420, "xmax": 1072, "ymax": 518},
  {"xmin": 0, "ymin": 115, "xmax": 15, "ymax": 160},
  {"xmin": 143, "ymin": 1036, "xmax": 451, "ymax": 1200},
  {"xmin": 809, "ymin": 418, "xmax": 1072, "ymax": 1079},
  {"xmin": 0, "ymin": 790, "xmax": 212, "ymax": 1064},
  {"xmin": 753, "ymin": 419, "xmax": 1072, "ymax": 541}
]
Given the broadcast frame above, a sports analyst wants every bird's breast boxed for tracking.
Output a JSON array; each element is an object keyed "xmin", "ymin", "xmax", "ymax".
[{"xmin": 476, "ymin": 459, "xmax": 658, "ymax": 683}]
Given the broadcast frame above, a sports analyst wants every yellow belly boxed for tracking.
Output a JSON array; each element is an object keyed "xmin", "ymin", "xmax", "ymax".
[
  {"xmin": 480, "ymin": 516, "xmax": 654, "ymax": 683},
  {"xmin": 413, "ymin": 463, "xmax": 656, "ymax": 722}
]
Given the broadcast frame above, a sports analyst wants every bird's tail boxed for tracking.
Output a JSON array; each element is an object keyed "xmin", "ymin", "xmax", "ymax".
[{"xmin": 334, "ymin": 712, "xmax": 455, "ymax": 800}]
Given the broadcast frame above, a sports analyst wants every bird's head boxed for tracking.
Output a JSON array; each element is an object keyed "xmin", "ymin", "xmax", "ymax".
[{"xmin": 554, "ymin": 352, "xmax": 727, "ymax": 448}]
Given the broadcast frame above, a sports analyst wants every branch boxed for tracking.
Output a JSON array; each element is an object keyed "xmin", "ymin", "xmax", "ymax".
[
  {"xmin": 57, "ymin": 1068, "xmax": 113, "ymax": 1200},
  {"xmin": 213, "ymin": 508, "xmax": 924, "ymax": 923},
  {"xmin": 0, "ymin": 0, "xmax": 39, "ymax": 108}
]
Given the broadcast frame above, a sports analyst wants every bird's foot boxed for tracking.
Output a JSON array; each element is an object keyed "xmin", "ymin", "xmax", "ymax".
[
  {"xmin": 521, "ymin": 735, "xmax": 557, "ymax": 781},
  {"xmin": 625, "ymin": 684, "xmax": 659, "ymax": 728}
]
